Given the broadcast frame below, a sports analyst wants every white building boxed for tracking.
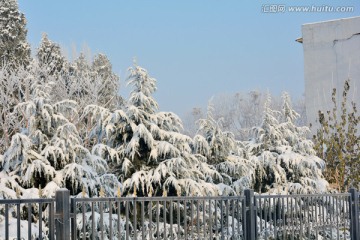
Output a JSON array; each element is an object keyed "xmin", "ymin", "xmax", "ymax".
[{"xmin": 300, "ymin": 16, "xmax": 360, "ymax": 132}]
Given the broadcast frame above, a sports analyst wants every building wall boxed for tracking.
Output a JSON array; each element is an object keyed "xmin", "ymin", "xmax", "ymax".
[{"xmin": 302, "ymin": 17, "xmax": 360, "ymax": 133}]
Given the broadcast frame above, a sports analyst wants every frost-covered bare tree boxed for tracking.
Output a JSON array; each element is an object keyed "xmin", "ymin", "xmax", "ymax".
[
  {"xmin": 91, "ymin": 53, "xmax": 122, "ymax": 110},
  {"xmin": 184, "ymin": 91, "xmax": 307, "ymax": 140},
  {"xmin": 0, "ymin": 64, "xmax": 36, "ymax": 154}
]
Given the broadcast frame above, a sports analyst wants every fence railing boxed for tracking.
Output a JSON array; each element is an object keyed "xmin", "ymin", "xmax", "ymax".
[
  {"xmin": 1, "ymin": 188, "xmax": 360, "ymax": 239},
  {"xmin": 255, "ymin": 193, "xmax": 351, "ymax": 239},
  {"xmin": 71, "ymin": 195, "xmax": 247, "ymax": 240},
  {"xmin": 0, "ymin": 198, "xmax": 55, "ymax": 239}
]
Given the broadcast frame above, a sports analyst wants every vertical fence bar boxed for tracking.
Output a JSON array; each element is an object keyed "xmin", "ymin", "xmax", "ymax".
[
  {"xmin": 141, "ymin": 200, "xmax": 145, "ymax": 240},
  {"xmin": 336, "ymin": 196, "xmax": 339, "ymax": 240},
  {"xmin": 91, "ymin": 202, "xmax": 95, "ymax": 240},
  {"xmin": 242, "ymin": 197, "xmax": 247, "ymax": 239},
  {"xmin": 236, "ymin": 199, "xmax": 240, "ymax": 238},
  {"xmin": 184, "ymin": 199, "xmax": 188, "ymax": 240},
  {"xmin": 202, "ymin": 200, "xmax": 207, "ymax": 238},
  {"xmin": 55, "ymin": 189, "xmax": 70, "ymax": 240},
  {"xmin": 71, "ymin": 199, "xmax": 77, "ymax": 240},
  {"xmin": 244, "ymin": 189, "xmax": 256, "ymax": 240},
  {"xmin": 170, "ymin": 200, "xmax": 173, "ymax": 239},
  {"xmin": 215, "ymin": 199, "xmax": 218, "ymax": 239},
  {"xmin": 226, "ymin": 199, "xmax": 229, "ymax": 238},
  {"xmin": 82, "ymin": 202, "xmax": 86, "ymax": 240},
  {"xmin": 100, "ymin": 202, "xmax": 104, "ymax": 240},
  {"xmin": 134, "ymin": 199, "xmax": 137, "ymax": 240},
  {"xmin": 28, "ymin": 203, "xmax": 32, "ymax": 240},
  {"xmin": 210, "ymin": 199, "xmax": 213, "ymax": 240},
  {"xmin": 149, "ymin": 200, "xmax": 153, "ymax": 240},
  {"xmin": 274, "ymin": 197, "xmax": 277, "ymax": 238},
  {"xmin": 163, "ymin": 200, "xmax": 166, "ymax": 239},
  {"xmin": 177, "ymin": 200, "xmax": 180, "ymax": 239},
  {"xmin": 265, "ymin": 198, "xmax": 268, "ymax": 239},
  {"xmin": 39, "ymin": 202, "xmax": 43, "ymax": 239},
  {"xmin": 16, "ymin": 203, "xmax": 21, "ymax": 240},
  {"xmin": 350, "ymin": 188, "xmax": 359, "ymax": 240},
  {"xmin": 5, "ymin": 204, "xmax": 9, "ymax": 239},
  {"xmin": 231, "ymin": 199, "xmax": 235, "ymax": 238},
  {"xmin": 49, "ymin": 201, "xmax": 55, "ymax": 240},
  {"xmin": 220, "ymin": 199, "xmax": 224, "ymax": 240},
  {"xmin": 299, "ymin": 197, "xmax": 303, "ymax": 238},
  {"xmin": 197, "ymin": 199, "xmax": 200, "ymax": 238},
  {"xmin": 190, "ymin": 199, "xmax": 194, "ymax": 239},
  {"xmin": 126, "ymin": 200, "xmax": 129, "ymax": 240},
  {"xmin": 109, "ymin": 200, "xmax": 113, "ymax": 240},
  {"xmin": 47, "ymin": 202, "xmax": 55, "ymax": 240},
  {"xmin": 258, "ymin": 197, "xmax": 262, "ymax": 237},
  {"xmin": 117, "ymin": 200, "xmax": 121, "ymax": 240},
  {"xmin": 156, "ymin": 201, "xmax": 160, "ymax": 240}
]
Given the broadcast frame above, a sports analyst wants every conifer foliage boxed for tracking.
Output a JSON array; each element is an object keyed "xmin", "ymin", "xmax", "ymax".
[
  {"xmin": 248, "ymin": 93, "xmax": 327, "ymax": 194},
  {"xmin": 0, "ymin": 70, "xmax": 119, "ymax": 198},
  {"xmin": 36, "ymin": 33, "xmax": 66, "ymax": 75},
  {"xmin": 0, "ymin": 0, "xmax": 330, "ymax": 203},
  {"xmin": 0, "ymin": 0, "xmax": 30, "ymax": 70},
  {"xmin": 90, "ymin": 63, "xmax": 223, "ymax": 197}
]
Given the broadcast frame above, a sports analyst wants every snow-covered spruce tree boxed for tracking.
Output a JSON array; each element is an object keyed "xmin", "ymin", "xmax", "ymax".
[
  {"xmin": 90, "ymin": 63, "xmax": 222, "ymax": 197},
  {"xmin": 0, "ymin": 0, "xmax": 30, "ymax": 70},
  {"xmin": 194, "ymin": 101, "xmax": 255, "ymax": 194},
  {"xmin": 248, "ymin": 93, "xmax": 328, "ymax": 194},
  {"xmin": 36, "ymin": 33, "xmax": 66, "ymax": 76},
  {"xmin": 0, "ymin": 70, "xmax": 119, "ymax": 199}
]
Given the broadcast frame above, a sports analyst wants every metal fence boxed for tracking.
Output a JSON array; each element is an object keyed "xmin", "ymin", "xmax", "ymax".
[
  {"xmin": 0, "ymin": 198, "xmax": 55, "ymax": 239},
  {"xmin": 1, "ymin": 189, "xmax": 360, "ymax": 240},
  {"xmin": 71, "ymin": 195, "xmax": 246, "ymax": 240}
]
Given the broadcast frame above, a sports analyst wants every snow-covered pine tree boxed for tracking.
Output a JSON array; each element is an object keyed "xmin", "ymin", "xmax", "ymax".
[
  {"xmin": 248, "ymin": 93, "xmax": 328, "ymax": 194},
  {"xmin": 194, "ymin": 101, "xmax": 255, "ymax": 194},
  {"xmin": 36, "ymin": 33, "xmax": 66, "ymax": 76},
  {"xmin": 0, "ymin": 0, "xmax": 30, "ymax": 70},
  {"xmin": 90, "ymin": 63, "xmax": 223, "ymax": 197},
  {"xmin": 0, "ymin": 69, "xmax": 119, "ymax": 199}
]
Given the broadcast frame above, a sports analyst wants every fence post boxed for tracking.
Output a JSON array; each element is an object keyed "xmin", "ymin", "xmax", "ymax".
[
  {"xmin": 55, "ymin": 189, "xmax": 71, "ymax": 240},
  {"xmin": 349, "ymin": 188, "xmax": 359, "ymax": 240},
  {"xmin": 244, "ymin": 189, "xmax": 256, "ymax": 240}
]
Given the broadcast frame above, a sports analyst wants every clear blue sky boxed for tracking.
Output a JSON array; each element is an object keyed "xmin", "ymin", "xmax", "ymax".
[{"xmin": 18, "ymin": 0, "xmax": 360, "ymax": 117}]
